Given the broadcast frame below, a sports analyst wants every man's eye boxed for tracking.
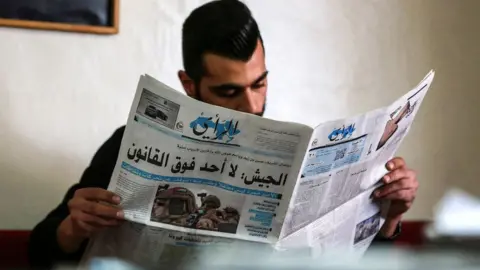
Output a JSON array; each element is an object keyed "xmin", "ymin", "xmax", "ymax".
[{"xmin": 216, "ymin": 89, "xmax": 240, "ymax": 98}]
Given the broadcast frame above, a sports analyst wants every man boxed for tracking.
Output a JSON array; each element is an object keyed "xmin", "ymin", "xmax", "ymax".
[{"xmin": 28, "ymin": 0, "xmax": 418, "ymax": 268}]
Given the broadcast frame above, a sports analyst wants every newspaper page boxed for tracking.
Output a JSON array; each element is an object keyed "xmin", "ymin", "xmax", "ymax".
[
  {"xmin": 278, "ymin": 70, "xmax": 435, "ymax": 256},
  {"xmin": 106, "ymin": 75, "xmax": 313, "ymax": 244},
  {"xmin": 82, "ymin": 70, "xmax": 435, "ymax": 268},
  {"xmin": 81, "ymin": 222, "xmax": 265, "ymax": 269}
]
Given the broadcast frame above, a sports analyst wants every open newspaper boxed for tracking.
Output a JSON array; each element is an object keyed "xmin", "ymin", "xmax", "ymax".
[{"xmin": 81, "ymin": 70, "xmax": 435, "ymax": 268}]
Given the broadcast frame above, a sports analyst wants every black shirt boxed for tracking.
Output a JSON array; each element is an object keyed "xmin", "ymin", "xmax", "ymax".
[{"xmin": 28, "ymin": 126, "xmax": 395, "ymax": 268}]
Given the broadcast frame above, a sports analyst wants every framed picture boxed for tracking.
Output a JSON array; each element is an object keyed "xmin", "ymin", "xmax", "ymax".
[{"xmin": 0, "ymin": 0, "xmax": 119, "ymax": 35}]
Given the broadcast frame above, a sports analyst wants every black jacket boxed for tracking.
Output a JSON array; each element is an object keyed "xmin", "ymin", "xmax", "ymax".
[
  {"xmin": 28, "ymin": 126, "xmax": 125, "ymax": 268},
  {"xmin": 28, "ymin": 126, "xmax": 394, "ymax": 268}
]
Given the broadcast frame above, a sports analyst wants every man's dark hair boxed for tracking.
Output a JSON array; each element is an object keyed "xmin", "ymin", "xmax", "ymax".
[{"xmin": 182, "ymin": 0, "xmax": 264, "ymax": 82}]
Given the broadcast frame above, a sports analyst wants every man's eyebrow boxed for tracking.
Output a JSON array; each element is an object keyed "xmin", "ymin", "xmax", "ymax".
[{"xmin": 252, "ymin": 70, "xmax": 269, "ymax": 85}]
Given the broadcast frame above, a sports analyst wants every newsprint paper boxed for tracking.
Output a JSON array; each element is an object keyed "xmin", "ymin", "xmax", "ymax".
[{"xmin": 81, "ymin": 71, "xmax": 435, "ymax": 269}]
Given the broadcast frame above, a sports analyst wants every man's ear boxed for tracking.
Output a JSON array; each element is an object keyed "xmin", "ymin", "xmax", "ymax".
[{"xmin": 178, "ymin": 70, "xmax": 196, "ymax": 97}]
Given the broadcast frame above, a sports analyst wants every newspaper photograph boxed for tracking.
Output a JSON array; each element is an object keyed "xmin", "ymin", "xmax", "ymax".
[{"xmin": 82, "ymin": 70, "xmax": 435, "ymax": 267}]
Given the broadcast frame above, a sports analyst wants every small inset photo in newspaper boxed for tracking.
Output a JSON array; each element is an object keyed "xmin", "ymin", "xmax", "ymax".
[
  {"xmin": 150, "ymin": 184, "xmax": 243, "ymax": 234},
  {"xmin": 376, "ymin": 101, "xmax": 411, "ymax": 151},
  {"xmin": 136, "ymin": 88, "xmax": 180, "ymax": 129},
  {"xmin": 353, "ymin": 212, "xmax": 381, "ymax": 244}
]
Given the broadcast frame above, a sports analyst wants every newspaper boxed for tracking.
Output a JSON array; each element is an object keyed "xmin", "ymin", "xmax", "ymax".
[{"xmin": 81, "ymin": 70, "xmax": 435, "ymax": 268}]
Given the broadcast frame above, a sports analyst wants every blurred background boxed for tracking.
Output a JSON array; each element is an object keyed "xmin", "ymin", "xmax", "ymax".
[{"xmin": 0, "ymin": 0, "xmax": 478, "ymax": 237}]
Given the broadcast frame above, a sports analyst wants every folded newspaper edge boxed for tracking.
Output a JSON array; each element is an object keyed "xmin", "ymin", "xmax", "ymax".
[{"xmin": 82, "ymin": 70, "xmax": 435, "ymax": 267}]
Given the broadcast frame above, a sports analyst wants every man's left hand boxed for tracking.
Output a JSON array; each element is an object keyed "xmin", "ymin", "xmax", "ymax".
[{"xmin": 374, "ymin": 157, "xmax": 418, "ymax": 237}]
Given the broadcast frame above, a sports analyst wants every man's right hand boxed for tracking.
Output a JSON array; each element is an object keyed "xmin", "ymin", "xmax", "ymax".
[{"xmin": 57, "ymin": 188, "xmax": 124, "ymax": 253}]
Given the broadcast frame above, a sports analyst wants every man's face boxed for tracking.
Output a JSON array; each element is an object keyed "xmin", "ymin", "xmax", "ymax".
[{"xmin": 180, "ymin": 40, "xmax": 267, "ymax": 116}]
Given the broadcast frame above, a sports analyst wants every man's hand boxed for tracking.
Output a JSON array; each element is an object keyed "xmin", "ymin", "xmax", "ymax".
[
  {"xmin": 57, "ymin": 188, "xmax": 124, "ymax": 253},
  {"xmin": 374, "ymin": 157, "xmax": 418, "ymax": 237}
]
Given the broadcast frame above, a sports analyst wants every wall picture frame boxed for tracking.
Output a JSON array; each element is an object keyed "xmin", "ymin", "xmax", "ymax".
[{"xmin": 0, "ymin": 0, "xmax": 119, "ymax": 35}]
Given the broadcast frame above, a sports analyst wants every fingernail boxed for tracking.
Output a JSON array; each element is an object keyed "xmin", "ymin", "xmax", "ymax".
[
  {"xmin": 387, "ymin": 162, "xmax": 394, "ymax": 170},
  {"xmin": 383, "ymin": 175, "xmax": 390, "ymax": 183},
  {"xmin": 113, "ymin": 196, "xmax": 121, "ymax": 203},
  {"xmin": 117, "ymin": 211, "xmax": 124, "ymax": 218}
]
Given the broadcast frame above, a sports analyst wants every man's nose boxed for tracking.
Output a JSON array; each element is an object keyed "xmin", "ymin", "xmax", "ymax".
[{"xmin": 239, "ymin": 89, "xmax": 260, "ymax": 114}]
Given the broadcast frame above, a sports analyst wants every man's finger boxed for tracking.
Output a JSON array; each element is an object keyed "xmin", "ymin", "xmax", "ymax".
[
  {"xmin": 385, "ymin": 157, "xmax": 406, "ymax": 171},
  {"xmin": 75, "ymin": 220, "xmax": 99, "ymax": 237},
  {"xmin": 383, "ymin": 190, "xmax": 415, "ymax": 202},
  {"xmin": 70, "ymin": 199, "xmax": 124, "ymax": 220},
  {"xmin": 375, "ymin": 180, "xmax": 411, "ymax": 197},
  {"xmin": 383, "ymin": 168, "xmax": 415, "ymax": 184},
  {"xmin": 74, "ymin": 188, "xmax": 121, "ymax": 205},
  {"xmin": 72, "ymin": 211, "xmax": 122, "ymax": 227}
]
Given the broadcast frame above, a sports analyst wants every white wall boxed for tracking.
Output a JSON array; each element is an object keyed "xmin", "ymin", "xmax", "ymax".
[{"xmin": 1, "ymin": 0, "xmax": 479, "ymax": 229}]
